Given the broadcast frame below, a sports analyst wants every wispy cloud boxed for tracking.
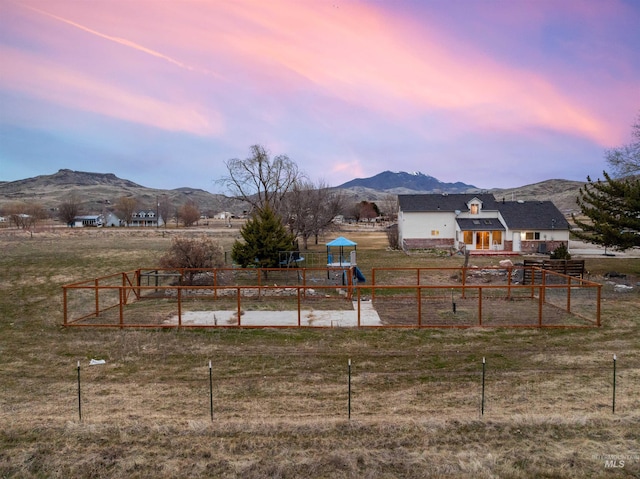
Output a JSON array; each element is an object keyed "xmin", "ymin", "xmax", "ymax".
[
  {"xmin": 0, "ymin": 45, "xmax": 222, "ymax": 135},
  {"xmin": 21, "ymin": 2, "xmax": 222, "ymax": 79}
]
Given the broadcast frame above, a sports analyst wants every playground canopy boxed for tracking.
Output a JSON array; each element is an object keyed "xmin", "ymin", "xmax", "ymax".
[{"xmin": 326, "ymin": 236, "xmax": 357, "ymax": 266}]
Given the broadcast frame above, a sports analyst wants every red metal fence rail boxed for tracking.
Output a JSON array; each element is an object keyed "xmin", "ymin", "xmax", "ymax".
[{"xmin": 62, "ymin": 266, "xmax": 601, "ymax": 329}]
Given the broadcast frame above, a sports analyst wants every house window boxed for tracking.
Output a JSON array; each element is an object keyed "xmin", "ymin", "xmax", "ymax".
[
  {"xmin": 463, "ymin": 231, "xmax": 473, "ymax": 244},
  {"xmin": 525, "ymin": 232, "xmax": 540, "ymax": 240},
  {"xmin": 431, "ymin": 230, "xmax": 439, "ymax": 236},
  {"xmin": 492, "ymin": 231, "xmax": 502, "ymax": 244},
  {"xmin": 470, "ymin": 204, "xmax": 479, "ymax": 215}
]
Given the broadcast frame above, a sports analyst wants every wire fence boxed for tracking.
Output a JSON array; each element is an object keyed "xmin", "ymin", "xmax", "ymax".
[{"xmin": 69, "ymin": 354, "xmax": 637, "ymax": 424}]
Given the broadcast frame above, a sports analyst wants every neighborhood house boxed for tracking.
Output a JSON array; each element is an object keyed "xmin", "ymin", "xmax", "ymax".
[
  {"xmin": 70, "ymin": 215, "xmax": 104, "ymax": 227},
  {"xmin": 398, "ymin": 193, "xmax": 570, "ymax": 253},
  {"xmin": 71, "ymin": 211, "xmax": 164, "ymax": 227},
  {"xmin": 130, "ymin": 210, "xmax": 163, "ymax": 227}
]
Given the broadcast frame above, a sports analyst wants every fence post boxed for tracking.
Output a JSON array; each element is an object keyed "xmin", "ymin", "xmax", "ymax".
[
  {"xmin": 297, "ymin": 287, "xmax": 302, "ymax": 327},
  {"xmin": 237, "ymin": 287, "xmax": 241, "ymax": 326},
  {"xmin": 119, "ymin": 286, "xmax": 124, "ymax": 328},
  {"xmin": 348, "ymin": 358, "xmax": 352, "ymax": 420},
  {"xmin": 209, "ymin": 360, "xmax": 214, "ymax": 421},
  {"xmin": 371, "ymin": 269, "xmax": 376, "ymax": 302},
  {"xmin": 481, "ymin": 357, "xmax": 486, "ymax": 416},
  {"xmin": 596, "ymin": 285, "xmax": 602, "ymax": 327},
  {"xmin": 63, "ymin": 287, "xmax": 68, "ymax": 326},
  {"xmin": 538, "ymin": 285, "xmax": 543, "ymax": 327},
  {"xmin": 357, "ymin": 287, "xmax": 361, "ymax": 328},
  {"xmin": 478, "ymin": 287, "xmax": 483, "ymax": 326},
  {"xmin": 177, "ymin": 287, "xmax": 182, "ymax": 328},
  {"xmin": 77, "ymin": 361, "xmax": 82, "ymax": 422},
  {"xmin": 612, "ymin": 354, "xmax": 617, "ymax": 414}
]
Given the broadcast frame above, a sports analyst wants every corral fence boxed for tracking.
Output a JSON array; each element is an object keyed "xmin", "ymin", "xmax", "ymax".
[{"xmin": 62, "ymin": 264, "xmax": 601, "ymax": 328}]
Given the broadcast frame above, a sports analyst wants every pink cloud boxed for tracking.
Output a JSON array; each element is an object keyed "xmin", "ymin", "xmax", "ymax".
[
  {"xmin": 6, "ymin": 0, "xmax": 636, "ymax": 149},
  {"xmin": 0, "ymin": 45, "xmax": 222, "ymax": 135},
  {"xmin": 178, "ymin": 0, "xmax": 621, "ymax": 145}
]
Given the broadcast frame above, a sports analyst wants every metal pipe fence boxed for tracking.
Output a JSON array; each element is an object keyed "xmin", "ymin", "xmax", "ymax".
[{"xmin": 63, "ymin": 266, "xmax": 601, "ymax": 328}]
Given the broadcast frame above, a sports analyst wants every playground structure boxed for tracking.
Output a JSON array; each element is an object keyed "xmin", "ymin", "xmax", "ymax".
[
  {"xmin": 279, "ymin": 236, "xmax": 366, "ymax": 285},
  {"xmin": 62, "ymin": 264, "xmax": 601, "ymax": 329}
]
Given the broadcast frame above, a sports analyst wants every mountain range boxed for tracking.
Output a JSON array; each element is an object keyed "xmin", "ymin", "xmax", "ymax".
[
  {"xmin": 338, "ymin": 170, "xmax": 475, "ymax": 193},
  {"xmin": 0, "ymin": 169, "xmax": 584, "ymax": 216}
]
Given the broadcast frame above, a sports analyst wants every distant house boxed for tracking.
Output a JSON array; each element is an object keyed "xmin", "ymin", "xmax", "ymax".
[
  {"xmin": 104, "ymin": 212, "xmax": 123, "ymax": 227},
  {"xmin": 130, "ymin": 210, "xmax": 164, "ymax": 227},
  {"xmin": 398, "ymin": 194, "xmax": 570, "ymax": 253},
  {"xmin": 214, "ymin": 211, "xmax": 233, "ymax": 220},
  {"xmin": 71, "ymin": 215, "xmax": 104, "ymax": 227}
]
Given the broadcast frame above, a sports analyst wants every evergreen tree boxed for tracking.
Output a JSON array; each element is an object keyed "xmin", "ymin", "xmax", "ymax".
[
  {"xmin": 572, "ymin": 171, "xmax": 640, "ymax": 251},
  {"xmin": 232, "ymin": 206, "xmax": 296, "ymax": 270}
]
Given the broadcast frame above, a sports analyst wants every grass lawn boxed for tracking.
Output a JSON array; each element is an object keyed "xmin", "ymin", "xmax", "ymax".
[{"xmin": 1, "ymin": 226, "xmax": 640, "ymax": 478}]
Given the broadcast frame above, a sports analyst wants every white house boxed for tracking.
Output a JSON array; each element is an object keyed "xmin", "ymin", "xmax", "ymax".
[
  {"xmin": 214, "ymin": 211, "xmax": 233, "ymax": 220},
  {"xmin": 130, "ymin": 210, "xmax": 164, "ymax": 227},
  {"xmin": 398, "ymin": 193, "xmax": 570, "ymax": 254},
  {"xmin": 71, "ymin": 215, "xmax": 104, "ymax": 227}
]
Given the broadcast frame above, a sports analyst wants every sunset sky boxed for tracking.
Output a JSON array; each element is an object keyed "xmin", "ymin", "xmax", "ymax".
[{"xmin": 1, "ymin": 0, "xmax": 639, "ymax": 192}]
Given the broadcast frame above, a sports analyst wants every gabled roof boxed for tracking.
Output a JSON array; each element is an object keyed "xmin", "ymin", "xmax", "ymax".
[
  {"xmin": 398, "ymin": 194, "xmax": 498, "ymax": 212},
  {"xmin": 498, "ymin": 200, "xmax": 570, "ymax": 230}
]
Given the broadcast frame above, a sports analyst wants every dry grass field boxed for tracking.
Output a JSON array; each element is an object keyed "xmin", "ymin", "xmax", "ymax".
[{"xmin": 1, "ymin": 224, "xmax": 640, "ymax": 478}]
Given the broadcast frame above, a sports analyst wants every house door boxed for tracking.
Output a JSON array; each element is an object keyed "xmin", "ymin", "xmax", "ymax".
[
  {"xmin": 513, "ymin": 232, "xmax": 521, "ymax": 252},
  {"xmin": 475, "ymin": 231, "xmax": 490, "ymax": 250}
]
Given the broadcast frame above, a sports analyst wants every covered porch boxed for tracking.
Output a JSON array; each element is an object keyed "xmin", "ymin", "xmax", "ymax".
[{"xmin": 456, "ymin": 218, "xmax": 505, "ymax": 251}]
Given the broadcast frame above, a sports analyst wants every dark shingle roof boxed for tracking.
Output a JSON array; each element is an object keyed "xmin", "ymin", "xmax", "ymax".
[
  {"xmin": 398, "ymin": 194, "xmax": 498, "ymax": 212},
  {"xmin": 498, "ymin": 201, "xmax": 570, "ymax": 230},
  {"xmin": 457, "ymin": 218, "xmax": 505, "ymax": 231}
]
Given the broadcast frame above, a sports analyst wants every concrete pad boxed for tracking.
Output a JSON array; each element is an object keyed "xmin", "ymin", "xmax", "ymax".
[{"xmin": 165, "ymin": 301, "xmax": 382, "ymax": 327}]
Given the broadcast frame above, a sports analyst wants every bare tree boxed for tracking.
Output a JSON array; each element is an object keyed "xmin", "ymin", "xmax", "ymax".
[
  {"xmin": 284, "ymin": 180, "xmax": 345, "ymax": 249},
  {"xmin": 58, "ymin": 193, "xmax": 83, "ymax": 226},
  {"xmin": 178, "ymin": 200, "xmax": 200, "ymax": 227},
  {"xmin": 4, "ymin": 201, "xmax": 46, "ymax": 229},
  {"xmin": 159, "ymin": 236, "xmax": 224, "ymax": 285},
  {"xmin": 377, "ymin": 194, "xmax": 399, "ymax": 223},
  {"xmin": 157, "ymin": 195, "xmax": 171, "ymax": 228},
  {"xmin": 606, "ymin": 112, "xmax": 640, "ymax": 177},
  {"xmin": 218, "ymin": 144, "xmax": 305, "ymax": 216},
  {"xmin": 115, "ymin": 196, "xmax": 138, "ymax": 226}
]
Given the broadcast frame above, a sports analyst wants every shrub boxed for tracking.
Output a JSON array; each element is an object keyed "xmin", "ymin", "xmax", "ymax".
[
  {"xmin": 550, "ymin": 243, "xmax": 571, "ymax": 260},
  {"xmin": 159, "ymin": 236, "xmax": 224, "ymax": 284}
]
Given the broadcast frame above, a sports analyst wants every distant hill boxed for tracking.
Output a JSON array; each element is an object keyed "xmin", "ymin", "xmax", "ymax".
[
  {"xmin": 338, "ymin": 170, "xmax": 475, "ymax": 193},
  {"xmin": 336, "ymin": 171, "xmax": 584, "ymax": 215},
  {"xmin": 0, "ymin": 169, "xmax": 585, "ymax": 218},
  {"xmin": 0, "ymin": 169, "xmax": 240, "ymax": 216},
  {"xmin": 490, "ymin": 179, "xmax": 584, "ymax": 216}
]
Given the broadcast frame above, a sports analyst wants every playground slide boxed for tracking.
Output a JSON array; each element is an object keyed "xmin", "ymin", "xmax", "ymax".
[{"xmin": 354, "ymin": 267, "xmax": 366, "ymax": 283}]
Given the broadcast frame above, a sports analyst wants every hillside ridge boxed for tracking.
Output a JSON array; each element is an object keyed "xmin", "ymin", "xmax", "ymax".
[{"xmin": 0, "ymin": 169, "xmax": 584, "ymax": 216}]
